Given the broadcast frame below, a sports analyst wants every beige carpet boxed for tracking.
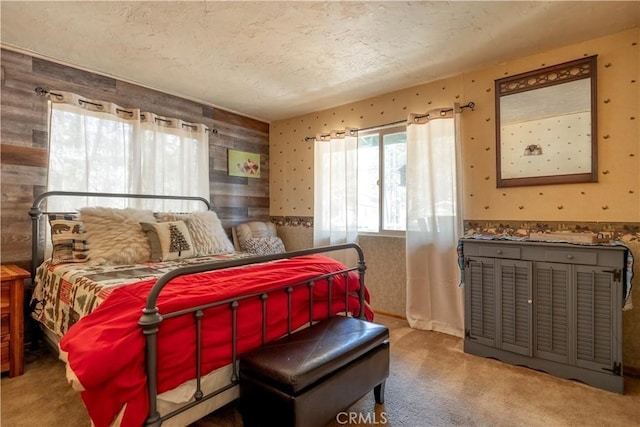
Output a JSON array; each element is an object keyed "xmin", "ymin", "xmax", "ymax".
[{"xmin": 2, "ymin": 315, "xmax": 639, "ymax": 427}]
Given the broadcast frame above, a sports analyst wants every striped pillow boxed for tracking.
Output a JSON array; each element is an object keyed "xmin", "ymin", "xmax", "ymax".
[
  {"xmin": 48, "ymin": 214, "xmax": 89, "ymax": 265},
  {"xmin": 156, "ymin": 211, "xmax": 234, "ymax": 256}
]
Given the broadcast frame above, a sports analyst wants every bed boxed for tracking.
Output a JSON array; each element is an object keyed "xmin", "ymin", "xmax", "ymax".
[{"xmin": 28, "ymin": 191, "xmax": 371, "ymax": 427}]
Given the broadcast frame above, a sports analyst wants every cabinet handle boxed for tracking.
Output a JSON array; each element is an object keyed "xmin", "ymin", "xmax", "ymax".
[
  {"xmin": 496, "ymin": 250, "xmax": 503, "ymax": 254},
  {"xmin": 567, "ymin": 254, "xmax": 574, "ymax": 259},
  {"xmin": 527, "ymin": 299, "xmax": 533, "ymax": 304}
]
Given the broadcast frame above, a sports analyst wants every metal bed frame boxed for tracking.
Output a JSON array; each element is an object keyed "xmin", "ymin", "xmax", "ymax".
[
  {"xmin": 29, "ymin": 191, "xmax": 367, "ymax": 426},
  {"xmin": 28, "ymin": 190, "xmax": 212, "ymax": 278}
]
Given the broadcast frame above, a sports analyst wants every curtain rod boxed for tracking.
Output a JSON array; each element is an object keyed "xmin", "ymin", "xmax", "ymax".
[
  {"xmin": 305, "ymin": 101, "xmax": 476, "ymax": 142},
  {"xmin": 35, "ymin": 86, "xmax": 218, "ymax": 134}
]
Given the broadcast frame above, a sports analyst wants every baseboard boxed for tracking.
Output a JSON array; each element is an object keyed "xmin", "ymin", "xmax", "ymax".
[
  {"xmin": 624, "ymin": 365, "xmax": 640, "ymax": 378},
  {"xmin": 373, "ymin": 310, "xmax": 406, "ymax": 321}
]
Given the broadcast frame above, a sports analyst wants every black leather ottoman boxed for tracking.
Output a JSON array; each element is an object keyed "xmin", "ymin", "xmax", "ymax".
[{"xmin": 239, "ymin": 316, "xmax": 390, "ymax": 427}]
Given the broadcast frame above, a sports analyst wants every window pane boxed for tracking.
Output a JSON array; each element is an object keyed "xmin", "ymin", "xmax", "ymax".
[
  {"xmin": 48, "ymin": 108, "xmax": 134, "ymax": 210},
  {"xmin": 382, "ymin": 131, "xmax": 406, "ymax": 231},
  {"xmin": 357, "ymin": 134, "xmax": 379, "ymax": 232},
  {"xmin": 48, "ymin": 101, "xmax": 209, "ymax": 212}
]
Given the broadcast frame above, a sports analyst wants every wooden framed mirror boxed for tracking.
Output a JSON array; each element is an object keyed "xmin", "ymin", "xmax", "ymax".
[{"xmin": 495, "ymin": 56, "xmax": 597, "ymax": 187}]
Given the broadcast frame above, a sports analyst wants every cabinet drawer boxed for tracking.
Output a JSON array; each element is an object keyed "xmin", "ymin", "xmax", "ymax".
[
  {"xmin": 544, "ymin": 250, "xmax": 597, "ymax": 265},
  {"xmin": 1, "ymin": 313, "xmax": 8, "ymax": 337},
  {"xmin": 0, "ymin": 282, "xmax": 9, "ymax": 309},
  {"xmin": 478, "ymin": 245, "xmax": 521, "ymax": 259},
  {"xmin": 0, "ymin": 341, "xmax": 8, "ymax": 373}
]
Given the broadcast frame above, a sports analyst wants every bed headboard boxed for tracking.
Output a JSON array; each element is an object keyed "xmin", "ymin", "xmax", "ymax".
[{"xmin": 28, "ymin": 191, "xmax": 212, "ymax": 278}]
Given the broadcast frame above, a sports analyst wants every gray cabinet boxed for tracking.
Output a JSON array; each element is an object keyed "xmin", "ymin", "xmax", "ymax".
[
  {"xmin": 500, "ymin": 259, "xmax": 532, "ymax": 356},
  {"xmin": 533, "ymin": 261, "xmax": 570, "ymax": 364},
  {"xmin": 462, "ymin": 239, "xmax": 625, "ymax": 393}
]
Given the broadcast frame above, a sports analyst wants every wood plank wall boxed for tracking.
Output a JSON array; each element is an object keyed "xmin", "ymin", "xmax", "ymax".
[{"xmin": 0, "ymin": 48, "xmax": 270, "ymax": 275}]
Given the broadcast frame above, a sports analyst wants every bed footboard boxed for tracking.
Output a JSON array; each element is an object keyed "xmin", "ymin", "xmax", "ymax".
[{"xmin": 139, "ymin": 243, "xmax": 367, "ymax": 427}]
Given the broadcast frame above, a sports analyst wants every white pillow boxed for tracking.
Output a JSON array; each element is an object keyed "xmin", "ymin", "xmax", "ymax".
[
  {"xmin": 156, "ymin": 211, "xmax": 234, "ymax": 256},
  {"xmin": 184, "ymin": 211, "xmax": 234, "ymax": 255},
  {"xmin": 140, "ymin": 221, "xmax": 195, "ymax": 261},
  {"xmin": 79, "ymin": 207, "xmax": 155, "ymax": 265}
]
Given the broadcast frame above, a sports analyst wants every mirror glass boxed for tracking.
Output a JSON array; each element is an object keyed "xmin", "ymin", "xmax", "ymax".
[{"xmin": 496, "ymin": 56, "xmax": 597, "ymax": 187}]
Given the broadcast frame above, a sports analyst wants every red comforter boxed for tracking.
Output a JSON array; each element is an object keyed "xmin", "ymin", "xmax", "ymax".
[{"xmin": 59, "ymin": 255, "xmax": 371, "ymax": 427}]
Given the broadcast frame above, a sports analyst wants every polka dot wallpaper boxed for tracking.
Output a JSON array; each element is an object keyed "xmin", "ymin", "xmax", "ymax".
[
  {"xmin": 270, "ymin": 74, "xmax": 464, "ymax": 217},
  {"xmin": 462, "ymin": 28, "xmax": 639, "ymax": 222},
  {"xmin": 270, "ymin": 28, "xmax": 639, "ymax": 224}
]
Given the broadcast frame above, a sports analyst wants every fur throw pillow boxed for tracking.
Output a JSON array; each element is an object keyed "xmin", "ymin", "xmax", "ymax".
[{"xmin": 80, "ymin": 207, "xmax": 155, "ymax": 265}]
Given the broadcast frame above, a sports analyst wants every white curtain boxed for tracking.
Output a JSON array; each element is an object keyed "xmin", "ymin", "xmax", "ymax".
[
  {"xmin": 47, "ymin": 91, "xmax": 210, "ymax": 212},
  {"xmin": 405, "ymin": 105, "xmax": 464, "ymax": 337},
  {"xmin": 313, "ymin": 130, "xmax": 358, "ymax": 265}
]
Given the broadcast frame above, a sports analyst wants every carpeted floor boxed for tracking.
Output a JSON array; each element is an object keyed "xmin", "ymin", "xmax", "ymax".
[{"xmin": 1, "ymin": 315, "xmax": 639, "ymax": 427}]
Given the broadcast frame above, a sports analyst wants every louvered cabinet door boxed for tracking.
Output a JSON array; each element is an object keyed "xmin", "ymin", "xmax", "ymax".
[
  {"xmin": 533, "ymin": 262, "xmax": 570, "ymax": 364},
  {"xmin": 461, "ymin": 238, "xmax": 627, "ymax": 393},
  {"xmin": 574, "ymin": 266, "xmax": 621, "ymax": 374},
  {"xmin": 498, "ymin": 260, "xmax": 532, "ymax": 356},
  {"xmin": 465, "ymin": 257, "xmax": 496, "ymax": 347}
]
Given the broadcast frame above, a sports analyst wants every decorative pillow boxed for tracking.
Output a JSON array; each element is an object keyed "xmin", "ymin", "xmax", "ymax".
[
  {"xmin": 234, "ymin": 221, "xmax": 278, "ymax": 251},
  {"xmin": 140, "ymin": 221, "xmax": 194, "ymax": 261},
  {"xmin": 48, "ymin": 214, "xmax": 89, "ymax": 265},
  {"xmin": 185, "ymin": 211, "xmax": 234, "ymax": 255},
  {"xmin": 243, "ymin": 236, "xmax": 286, "ymax": 256},
  {"xmin": 79, "ymin": 207, "xmax": 155, "ymax": 265},
  {"xmin": 156, "ymin": 211, "xmax": 234, "ymax": 256}
]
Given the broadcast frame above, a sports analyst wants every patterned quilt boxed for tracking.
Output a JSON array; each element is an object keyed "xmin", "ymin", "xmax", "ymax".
[{"xmin": 31, "ymin": 252, "xmax": 254, "ymax": 338}]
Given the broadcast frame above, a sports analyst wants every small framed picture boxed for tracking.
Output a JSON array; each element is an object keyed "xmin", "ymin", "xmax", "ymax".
[{"xmin": 228, "ymin": 149, "xmax": 261, "ymax": 178}]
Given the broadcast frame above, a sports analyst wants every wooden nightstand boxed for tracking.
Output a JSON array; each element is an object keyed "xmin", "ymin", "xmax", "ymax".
[{"xmin": 1, "ymin": 264, "xmax": 28, "ymax": 377}]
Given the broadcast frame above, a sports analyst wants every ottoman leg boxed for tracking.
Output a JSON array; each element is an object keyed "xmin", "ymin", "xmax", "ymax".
[{"xmin": 374, "ymin": 380, "xmax": 386, "ymax": 404}]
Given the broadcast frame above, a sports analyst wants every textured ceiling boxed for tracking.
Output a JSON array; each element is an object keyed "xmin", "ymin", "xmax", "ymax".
[{"xmin": 1, "ymin": 1, "xmax": 639, "ymax": 122}]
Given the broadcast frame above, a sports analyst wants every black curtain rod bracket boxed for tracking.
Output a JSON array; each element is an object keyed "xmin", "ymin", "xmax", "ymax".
[{"xmin": 35, "ymin": 87, "xmax": 64, "ymax": 100}]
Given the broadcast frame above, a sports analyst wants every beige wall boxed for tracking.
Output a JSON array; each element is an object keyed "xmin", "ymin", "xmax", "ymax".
[
  {"xmin": 269, "ymin": 72, "xmax": 464, "ymax": 217},
  {"xmin": 272, "ymin": 28, "xmax": 639, "ymax": 220},
  {"xmin": 462, "ymin": 29, "xmax": 639, "ymax": 222},
  {"xmin": 270, "ymin": 28, "xmax": 640, "ymax": 368}
]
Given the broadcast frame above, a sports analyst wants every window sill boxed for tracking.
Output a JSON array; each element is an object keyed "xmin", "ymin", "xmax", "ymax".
[{"xmin": 358, "ymin": 232, "xmax": 406, "ymax": 239}]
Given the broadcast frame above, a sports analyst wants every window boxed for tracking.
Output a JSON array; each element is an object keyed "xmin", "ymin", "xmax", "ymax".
[
  {"xmin": 48, "ymin": 106, "xmax": 136, "ymax": 199},
  {"xmin": 47, "ymin": 97, "xmax": 209, "ymax": 212},
  {"xmin": 357, "ymin": 126, "xmax": 407, "ymax": 234}
]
